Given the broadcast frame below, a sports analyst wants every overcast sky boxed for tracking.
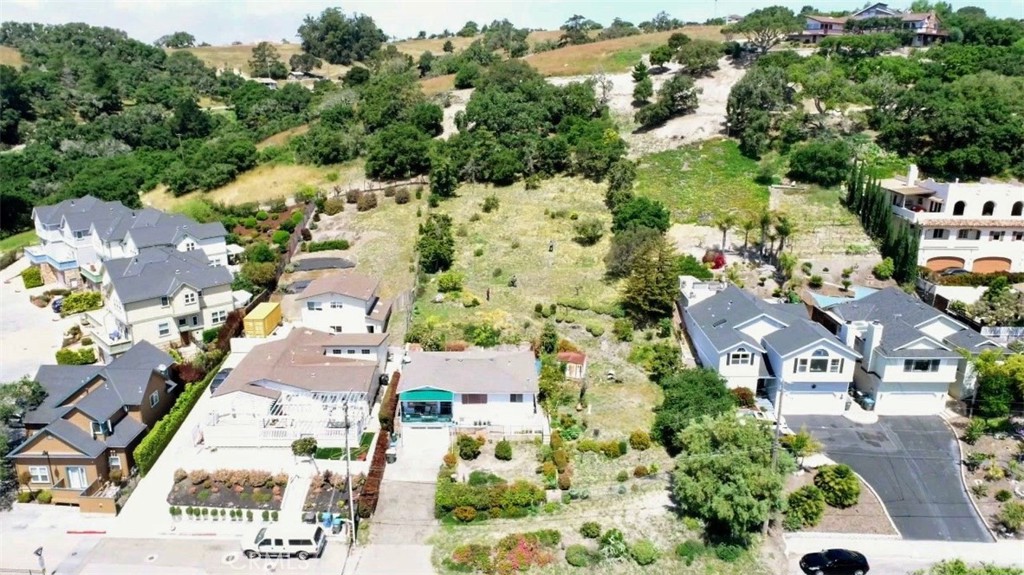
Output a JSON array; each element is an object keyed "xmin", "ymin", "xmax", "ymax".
[{"xmin": 2, "ymin": 0, "xmax": 1021, "ymax": 45}]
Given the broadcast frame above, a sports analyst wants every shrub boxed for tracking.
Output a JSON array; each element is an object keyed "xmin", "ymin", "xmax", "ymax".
[
  {"xmin": 21, "ymin": 266, "xmax": 42, "ymax": 289},
  {"xmin": 873, "ymin": 257, "xmax": 895, "ymax": 280},
  {"xmin": 60, "ymin": 291, "xmax": 102, "ymax": 316},
  {"xmin": 998, "ymin": 502, "xmax": 1024, "ymax": 533},
  {"xmin": 540, "ymin": 462, "xmax": 557, "ymax": 480},
  {"xmin": 675, "ymin": 540, "xmax": 704, "ymax": 565},
  {"xmin": 558, "ymin": 471, "xmax": 572, "ymax": 490},
  {"xmin": 395, "ymin": 189, "xmax": 411, "ymax": 204},
  {"xmin": 713, "ymin": 544, "xmax": 744, "ymax": 563},
  {"xmin": 814, "ymin": 464, "xmax": 861, "ymax": 508},
  {"xmin": 731, "ymin": 387, "xmax": 756, "ymax": 408},
  {"xmin": 552, "ymin": 449, "xmax": 569, "ymax": 472},
  {"xmin": 345, "ymin": 190, "xmax": 360, "ymax": 204},
  {"xmin": 482, "ymin": 195, "xmax": 500, "ymax": 213},
  {"xmin": 808, "ymin": 274, "xmax": 824, "ymax": 289},
  {"xmin": 601, "ymin": 440, "xmax": 625, "ymax": 459},
  {"xmin": 271, "ymin": 230, "xmax": 290, "ymax": 246},
  {"xmin": 36, "ymin": 490, "xmax": 53, "ymax": 504},
  {"xmin": 323, "ymin": 198, "xmax": 345, "ymax": 215},
  {"xmin": 202, "ymin": 328, "xmax": 220, "ymax": 345},
  {"xmin": 629, "ymin": 430, "xmax": 652, "ymax": 451},
  {"xmin": 972, "ymin": 483, "xmax": 989, "ymax": 498},
  {"xmin": 633, "ymin": 465, "xmax": 649, "ymax": 478},
  {"xmin": 784, "ymin": 485, "xmax": 826, "ymax": 530},
  {"xmin": 565, "ymin": 544, "xmax": 595, "ymax": 567},
  {"xmin": 599, "ymin": 529, "xmax": 628, "ymax": 559},
  {"xmin": 495, "ymin": 439, "xmax": 512, "ymax": 461},
  {"xmin": 579, "ymin": 521, "xmax": 601, "ymax": 539},
  {"xmin": 174, "ymin": 468, "xmax": 188, "ymax": 482},
  {"xmin": 300, "ymin": 228, "xmax": 312, "ymax": 241},
  {"xmin": 630, "ymin": 540, "xmax": 659, "ymax": 566},
  {"xmin": 573, "ymin": 218, "xmax": 604, "ymax": 246},
  {"xmin": 17, "ymin": 491, "xmax": 33, "ymax": 503},
  {"xmin": 612, "ymin": 318, "xmax": 633, "ymax": 341},
  {"xmin": 55, "ymin": 348, "xmax": 96, "ymax": 365},
  {"xmin": 108, "ymin": 469, "xmax": 123, "ymax": 484},
  {"xmin": 357, "ymin": 193, "xmax": 378, "ymax": 211},
  {"xmin": 616, "ymin": 470, "xmax": 628, "ymax": 482},
  {"xmin": 453, "ymin": 506, "xmax": 477, "ymax": 522},
  {"xmin": 306, "ymin": 239, "xmax": 350, "ymax": 252},
  {"xmin": 585, "ymin": 324, "xmax": 605, "ymax": 337},
  {"xmin": 995, "ymin": 489, "xmax": 1013, "ymax": 502},
  {"xmin": 473, "ymin": 247, "xmax": 484, "ymax": 257},
  {"xmin": 437, "ymin": 271, "xmax": 463, "ymax": 293},
  {"xmin": 243, "ymin": 216, "xmax": 258, "ymax": 228},
  {"xmin": 255, "ymin": 210, "xmax": 269, "ymax": 221},
  {"xmin": 963, "ymin": 419, "xmax": 986, "ymax": 445},
  {"xmin": 533, "ymin": 529, "xmax": 561, "ymax": 546},
  {"xmin": 446, "ymin": 543, "xmax": 493, "ymax": 572},
  {"xmin": 457, "ymin": 434, "xmax": 483, "ymax": 460}
]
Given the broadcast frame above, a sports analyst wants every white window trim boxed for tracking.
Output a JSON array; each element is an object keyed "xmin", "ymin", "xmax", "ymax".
[
  {"xmin": 29, "ymin": 466, "xmax": 50, "ymax": 483},
  {"xmin": 306, "ymin": 302, "xmax": 323, "ymax": 311},
  {"xmin": 108, "ymin": 454, "xmax": 121, "ymax": 469},
  {"xmin": 158, "ymin": 323, "xmax": 170, "ymax": 337},
  {"xmin": 330, "ymin": 301, "xmax": 343, "ymax": 309},
  {"xmin": 184, "ymin": 292, "xmax": 197, "ymax": 305},
  {"xmin": 150, "ymin": 390, "xmax": 160, "ymax": 408}
]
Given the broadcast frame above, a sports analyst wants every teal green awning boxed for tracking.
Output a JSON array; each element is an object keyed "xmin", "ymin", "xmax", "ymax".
[{"xmin": 400, "ymin": 388, "xmax": 454, "ymax": 402}]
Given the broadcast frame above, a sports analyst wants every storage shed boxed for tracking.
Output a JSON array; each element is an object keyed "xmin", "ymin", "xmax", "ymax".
[{"xmin": 244, "ymin": 302, "xmax": 281, "ymax": 338}]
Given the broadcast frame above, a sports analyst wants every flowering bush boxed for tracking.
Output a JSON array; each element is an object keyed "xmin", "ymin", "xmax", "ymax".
[{"xmin": 445, "ymin": 544, "xmax": 492, "ymax": 573}]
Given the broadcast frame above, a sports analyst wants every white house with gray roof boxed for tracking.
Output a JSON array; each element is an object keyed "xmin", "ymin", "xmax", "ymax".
[
  {"xmin": 818, "ymin": 287, "xmax": 1001, "ymax": 415},
  {"xmin": 397, "ymin": 350, "xmax": 548, "ymax": 435},
  {"xmin": 680, "ymin": 282, "xmax": 860, "ymax": 415},
  {"xmin": 87, "ymin": 247, "xmax": 235, "ymax": 360},
  {"xmin": 27, "ymin": 195, "xmax": 228, "ymax": 288}
]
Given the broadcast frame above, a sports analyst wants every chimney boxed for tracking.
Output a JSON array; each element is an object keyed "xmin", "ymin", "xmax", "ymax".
[
  {"xmin": 864, "ymin": 320, "xmax": 884, "ymax": 372},
  {"xmin": 907, "ymin": 164, "xmax": 918, "ymax": 186}
]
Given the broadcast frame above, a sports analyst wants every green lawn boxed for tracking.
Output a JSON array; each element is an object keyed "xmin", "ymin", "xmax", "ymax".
[
  {"xmin": 313, "ymin": 432, "xmax": 375, "ymax": 460},
  {"xmin": 0, "ymin": 229, "xmax": 37, "ymax": 254},
  {"xmin": 634, "ymin": 139, "xmax": 769, "ymax": 224}
]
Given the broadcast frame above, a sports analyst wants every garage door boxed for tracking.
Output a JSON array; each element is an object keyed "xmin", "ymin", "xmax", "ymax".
[
  {"xmin": 927, "ymin": 257, "xmax": 964, "ymax": 272},
  {"xmin": 875, "ymin": 392, "xmax": 946, "ymax": 415},
  {"xmin": 781, "ymin": 391, "xmax": 846, "ymax": 416},
  {"xmin": 971, "ymin": 257, "xmax": 1011, "ymax": 274}
]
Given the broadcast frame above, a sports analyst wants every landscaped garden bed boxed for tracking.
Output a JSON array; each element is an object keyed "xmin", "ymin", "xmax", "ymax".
[
  {"xmin": 303, "ymin": 470, "xmax": 365, "ymax": 516},
  {"xmin": 951, "ymin": 415, "xmax": 1024, "ymax": 538},
  {"xmin": 783, "ymin": 469, "xmax": 896, "ymax": 536},
  {"xmin": 167, "ymin": 468, "xmax": 287, "ymax": 511}
]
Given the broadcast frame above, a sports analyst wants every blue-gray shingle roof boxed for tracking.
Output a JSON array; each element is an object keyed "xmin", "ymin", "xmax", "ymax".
[
  {"xmin": 105, "ymin": 247, "xmax": 233, "ymax": 304},
  {"xmin": 683, "ymin": 284, "xmax": 812, "ymax": 353},
  {"xmin": 9, "ymin": 419, "xmax": 107, "ymax": 459},
  {"xmin": 762, "ymin": 319, "xmax": 850, "ymax": 358}
]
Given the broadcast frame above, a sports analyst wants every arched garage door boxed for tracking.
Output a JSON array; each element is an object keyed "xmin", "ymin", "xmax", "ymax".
[
  {"xmin": 927, "ymin": 257, "xmax": 964, "ymax": 272},
  {"xmin": 972, "ymin": 257, "xmax": 1011, "ymax": 274}
]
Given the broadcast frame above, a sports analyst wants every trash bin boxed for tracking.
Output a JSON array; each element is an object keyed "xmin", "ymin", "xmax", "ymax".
[
  {"xmin": 862, "ymin": 397, "xmax": 876, "ymax": 411},
  {"xmin": 386, "ymin": 448, "xmax": 397, "ymax": 464}
]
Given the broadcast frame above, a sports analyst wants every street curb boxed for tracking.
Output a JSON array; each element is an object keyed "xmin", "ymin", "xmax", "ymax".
[
  {"xmin": 849, "ymin": 469, "xmax": 903, "ymax": 539},
  {"xmin": 940, "ymin": 411, "xmax": 999, "ymax": 542},
  {"xmin": 784, "ymin": 531, "xmax": 901, "ymax": 540}
]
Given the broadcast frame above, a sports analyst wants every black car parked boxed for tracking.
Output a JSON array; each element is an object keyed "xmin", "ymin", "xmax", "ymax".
[{"xmin": 800, "ymin": 549, "xmax": 869, "ymax": 575}]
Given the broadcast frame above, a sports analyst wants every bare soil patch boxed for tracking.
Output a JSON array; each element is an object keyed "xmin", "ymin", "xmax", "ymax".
[
  {"xmin": 947, "ymin": 414, "xmax": 1024, "ymax": 536},
  {"xmin": 786, "ymin": 471, "xmax": 897, "ymax": 536}
]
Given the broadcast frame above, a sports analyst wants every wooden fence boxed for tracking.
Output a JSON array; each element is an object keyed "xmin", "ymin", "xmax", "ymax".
[
  {"xmin": 358, "ymin": 371, "xmax": 400, "ymax": 517},
  {"xmin": 326, "ymin": 175, "xmax": 428, "ymax": 199}
]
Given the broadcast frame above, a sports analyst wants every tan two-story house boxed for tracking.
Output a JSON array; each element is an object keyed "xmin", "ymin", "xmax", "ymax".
[
  {"xmin": 88, "ymin": 247, "xmax": 236, "ymax": 361},
  {"xmin": 7, "ymin": 342, "xmax": 176, "ymax": 512}
]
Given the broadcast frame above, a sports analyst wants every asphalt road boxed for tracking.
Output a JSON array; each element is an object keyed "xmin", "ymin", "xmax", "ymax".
[{"xmin": 788, "ymin": 415, "xmax": 992, "ymax": 542}]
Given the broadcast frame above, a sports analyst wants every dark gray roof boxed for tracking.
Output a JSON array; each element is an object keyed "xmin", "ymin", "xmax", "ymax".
[
  {"xmin": 32, "ymin": 196, "xmax": 107, "ymax": 227},
  {"xmin": 9, "ymin": 419, "xmax": 107, "ymax": 459},
  {"xmin": 127, "ymin": 218, "xmax": 226, "ymax": 249},
  {"xmin": 762, "ymin": 319, "xmax": 855, "ymax": 358},
  {"xmin": 105, "ymin": 247, "xmax": 233, "ymax": 304},
  {"xmin": 105, "ymin": 416, "xmax": 147, "ymax": 449},
  {"xmin": 399, "ymin": 350, "xmax": 539, "ymax": 394},
  {"xmin": 825, "ymin": 287, "xmax": 996, "ymax": 356},
  {"xmin": 24, "ymin": 365, "xmax": 99, "ymax": 425},
  {"xmin": 683, "ymin": 284, "xmax": 811, "ymax": 353},
  {"xmin": 73, "ymin": 388, "xmax": 125, "ymax": 422}
]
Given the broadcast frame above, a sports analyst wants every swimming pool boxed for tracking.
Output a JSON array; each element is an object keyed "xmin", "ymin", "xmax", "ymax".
[{"xmin": 809, "ymin": 286, "xmax": 878, "ymax": 308}]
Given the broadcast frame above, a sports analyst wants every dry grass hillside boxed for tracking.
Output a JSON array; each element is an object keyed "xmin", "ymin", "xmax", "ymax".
[
  {"xmin": 0, "ymin": 46, "xmax": 24, "ymax": 67},
  {"xmin": 170, "ymin": 43, "xmax": 349, "ymax": 77}
]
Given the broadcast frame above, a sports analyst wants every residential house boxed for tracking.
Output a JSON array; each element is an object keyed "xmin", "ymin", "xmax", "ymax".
[
  {"xmin": 792, "ymin": 3, "xmax": 945, "ymax": 46},
  {"xmin": 882, "ymin": 165, "xmax": 1024, "ymax": 273},
  {"xmin": 297, "ymin": 272, "xmax": 392, "ymax": 335},
  {"xmin": 556, "ymin": 352, "xmax": 587, "ymax": 381},
  {"xmin": 87, "ymin": 247, "xmax": 235, "ymax": 361},
  {"xmin": 27, "ymin": 196, "xmax": 228, "ymax": 288},
  {"xmin": 204, "ymin": 328, "xmax": 385, "ymax": 448},
  {"xmin": 680, "ymin": 282, "xmax": 860, "ymax": 415},
  {"xmin": 397, "ymin": 350, "xmax": 548, "ymax": 435},
  {"xmin": 6, "ymin": 342, "xmax": 175, "ymax": 511},
  {"xmin": 816, "ymin": 287, "xmax": 1001, "ymax": 414}
]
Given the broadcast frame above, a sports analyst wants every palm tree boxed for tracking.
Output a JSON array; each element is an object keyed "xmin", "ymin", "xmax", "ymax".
[
  {"xmin": 774, "ymin": 216, "xmax": 793, "ymax": 259},
  {"xmin": 739, "ymin": 218, "xmax": 757, "ymax": 253},
  {"xmin": 766, "ymin": 232, "xmax": 778, "ymax": 258},
  {"xmin": 758, "ymin": 209, "xmax": 774, "ymax": 255},
  {"xmin": 716, "ymin": 214, "xmax": 736, "ymax": 251}
]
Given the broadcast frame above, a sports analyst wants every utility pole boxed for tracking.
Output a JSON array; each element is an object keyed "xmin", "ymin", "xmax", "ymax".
[
  {"xmin": 344, "ymin": 402, "xmax": 356, "ymax": 546},
  {"xmin": 762, "ymin": 381, "xmax": 785, "ymax": 536}
]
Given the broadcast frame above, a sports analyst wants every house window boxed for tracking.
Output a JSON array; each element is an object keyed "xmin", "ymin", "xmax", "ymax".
[
  {"xmin": 306, "ymin": 302, "xmax": 322, "ymax": 311},
  {"xmin": 108, "ymin": 454, "xmax": 121, "ymax": 469},
  {"xmin": 510, "ymin": 394, "xmax": 523, "ymax": 403},
  {"xmin": 158, "ymin": 323, "xmax": 170, "ymax": 337},
  {"xmin": 346, "ymin": 349, "xmax": 355, "ymax": 354},
  {"xmin": 809, "ymin": 349, "xmax": 829, "ymax": 373},
  {"xmin": 192, "ymin": 315, "xmax": 199, "ymax": 326},
  {"xmin": 990, "ymin": 231, "xmax": 1005, "ymax": 241},
  {"xmin": 829, "ymin": 359, "xmax": 844, "ymax": 373},
  {"xmin": 929, "ymin": 229, "xmax": 947, "ymax": 239},
  {"xmin": 161, "ymin": 296, "xmax": 169, "ymax": 307},
  {"xmin": 461, "ymin": 394, "xmax": 488, "ymax": 404},
  {"xmin": 953, "ymin": 201, "xmax": 965, "ymax": 216},
  {"xmin": 330, "ymin": 301, "xmax": 343, "ymax": 309},
  {"xmin": 904, "ymin": 359, "xmax": 940, "ymax": 372},
  {"xmin": 795, "ymin": 359, "xmax": 808, "ymax": 373},
  {"xmin": 1013, "ymin": 232, "xmax": 1024, "ymax": 241},
  {"xmin": 211, "ymin": 310, "xmax": 227, "ymax": 324},
  {"xmin": 727, "ymin": 348, "xmax": 751, "ymax": 366},
  {"xmin": 28, "ymin": 466, "xmax": 50, "ymax": 484},
  {"xmin": 1013, "ymin": 202, "xmax": 1023, "ymax": 217},
  {"xmin": 367, "ymin": 326, "xmax": 375, "ymax": 334},
  {"xmin": 957, "ymin": 229, "xmax": 981, "ymax": 240},
  {"xmin": 91, "ymin": 421, "xmax": 103, "ymax": 435},
  {"xmin": 330, "ymin": 326, "xmax": 343, "ymax": 334},
  {"xmin": 178, "ymin": 318, "xmax": 187, "ymax": 327},
  {"xmin": 982, "ymin": 201, "xmax": 995, "ymax": 216},
  {"xmin": 150, "ymin": 390, "xmax": 160, "ymax": 408},
  {"xmin": 184, "ymin": 292, "xmax": 196, "ymax": 305},
  {"xmin": 184, "ymin": 241, "xmax": 196, "ymax": 251},
  {"xmin": 361, "ymin": 349, "xmax": 370, "ymax": 354},
  {"xmin": 331, "ymin": 349, "xmax": 341, "ymax": 355}
]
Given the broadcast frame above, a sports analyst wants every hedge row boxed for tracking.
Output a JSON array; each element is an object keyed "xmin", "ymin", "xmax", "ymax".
[
  {"xmin": 306, "ymin": 239, "xmax": 350, "ymax": 252},
  {"xmin": 929, "ymin": 270, "xmax": 1024, "ymax": 287},
  {"xmin": 378, "ymin": 371, "xmax": 399, "ymax": 432},
  {"xmin": 134, "ymin": 358, "xmax": 226, "ymax": 475}
]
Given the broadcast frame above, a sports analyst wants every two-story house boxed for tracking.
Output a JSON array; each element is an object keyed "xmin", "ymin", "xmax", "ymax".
[
  {"xmin": 6, "ymin": 342, "xmax": 175, "ymax": 511},
  {"xmin": 680, "ymin": 281, "xmax": 860, "ymax": 415},
  {"xmin": 816, "ymin": 287, "xmax": 1001, "ymax": 415},
  {"xmin": 205, "ymin": 328, "xmax": 384, "ymax": 449},
  {"xmin": 792, "ymin": 3, "xmax": 945, "ymax": 46},
  {"xmin": 882, "ymin": 165, "xmax": 1024, "ymax": 273},
  {"xmin": 297, "ymin": 272, "xmax": 392, "ymax": 334},
  {"xmin": 397, "ymin": 349, "xmax": 548, "ymax": 435},
  {"xmin": 26, "ymin": 196, "xmax": 228, "ymax": 289},
  {"xmin": 88, "ymin": 247, "xmax": 235, "ymax": 361}
]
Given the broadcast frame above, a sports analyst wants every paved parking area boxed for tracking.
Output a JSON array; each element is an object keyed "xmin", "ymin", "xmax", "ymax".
[
  {"xmin": 0, "ymin": 257, "xmax": 78, "ymax": 381},
  {"xmin": 787, "ymin": 415, "xmax": 992, "ymax": 542},
  {"xmin": 0, "ymin": 503, "xmax": 115, "ymax": 572}
]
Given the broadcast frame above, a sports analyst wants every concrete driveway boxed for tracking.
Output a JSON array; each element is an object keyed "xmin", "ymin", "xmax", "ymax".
[
  {"xmin": 788, "ymin": 415, "xmax": 992, "ymax": 542},
  {"xmin": 0, "ymin": 257, "xmax": 77, "ymax": 381}
]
